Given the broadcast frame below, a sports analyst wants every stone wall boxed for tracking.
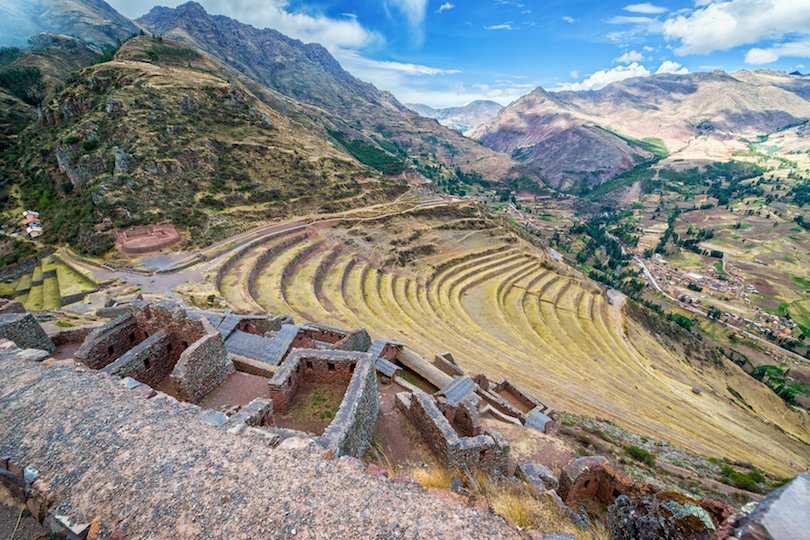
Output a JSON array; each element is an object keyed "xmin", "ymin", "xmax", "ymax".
[
  {"xmin": 0, "ymin": 313, "xmax": 54, "ymax": 352},
  {"xmin": 494, "ymin": 378, "xmax": 546, "ymax": 413},
  {"xmin": 75, "ymin": 302, "xmax": 232, "ymax": 405},
  {"xmin": 0, "ymin": 298, "xmax": 25, "ymax": 314},
  {"xmin": 268, "ymin": 349, "xmax": 359, "ymax": 414},
  {"xmin": 400, "ymin": 391, "xmax": 509, "ymax": 476},
  {"xmin": 268, "ymin": 349, "xmax": 379, "ymax": 458},
  {"xmin": 317, "ymin": 353, "xmax": 379, "ymax": 458},
  {"xmin": 235, "ymin": 315, "xmax": 288, "ymax": 336},
  {"xmin": 433, "ymin": 352, "xmax": 464, "ymax": 377},
  {"xmin": 100, "ymin": 331, "xmax": 174, "ymax": 386},
  {"xmin": 336, "ymin": 329, "xmax": 372, "ymax": 352},
  {"xmin": 74, "ymin": 314, "xmax": 146, "ymax": 369},
  {"xmin": 49, "ymin": 325, "xmax": 96, "ymax": 347},
  {"xmin": 229, "ymin": 398, "xmax": 273, "ymax": 427},
  {"xmin": 438, "ymin": 394, "xmax": 481, "ymax": 437},
  {"xmin": 171, "ymin": 320, "xmax": 234, "ymax": 404}
]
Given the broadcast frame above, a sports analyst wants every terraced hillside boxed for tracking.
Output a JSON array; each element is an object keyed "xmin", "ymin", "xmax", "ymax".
[
  {"xmin": 213, "ymin": 202, "xmax": 809, "ymax": 477},
  {"xmin": 0, "ymin": 254, "xmax": 98, "ymax": 310}
]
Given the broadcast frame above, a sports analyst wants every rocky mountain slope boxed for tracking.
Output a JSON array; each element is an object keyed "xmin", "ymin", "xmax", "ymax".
[
  {"xmin": 406, "ymin": 100, "xmax": 503, "ymax": 134},
  {"xmin": 0, "ymin": 0, "xmax": 139, "ymax": 49},
  {"xmin": 136, "ymin": 2, "xmax": 522, "ymax": 183},
  {"xmin": 471, "ymin": 71, "xmax": 810, "ymax": 191},
  {"xmin": 9, "ymin": 35, "xmax": 403, "ymax": 254}
]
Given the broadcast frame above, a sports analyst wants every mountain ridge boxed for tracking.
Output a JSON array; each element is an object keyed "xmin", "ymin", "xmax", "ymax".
[
  {"xmin": 470, "ymin": 69, "xmax": 810, "ymax": 191},
  {"xmin": 405, "ymin": 99, "xmax": 504, "ymax": 134},
  {"xmin": 136, "ymin": 1, "xmax": 523, "ymax": 184},
  {"xmin": 0, "ymin": 0, "xmax": 139, "ymax": 48}
]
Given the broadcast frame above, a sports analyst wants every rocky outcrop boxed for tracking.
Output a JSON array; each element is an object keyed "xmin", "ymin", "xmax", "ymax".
[
  {"xmin": 608, "ymin": 492, "xmax": 716, "ymax": 540},
  {"xmin": 0, "ymin": 0, "xmax": 138, "ymax": 49},
  {"xmin": 735, "ymin": 472, "xmax": 809, "ymax": 539},
  {"xmin": 557, "ymin": 456, "xmax": 652, "ymax": 505}
]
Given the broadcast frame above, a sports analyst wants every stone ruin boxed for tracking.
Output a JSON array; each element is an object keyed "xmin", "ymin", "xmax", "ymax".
[
  {"xmin": 60, "ymin": 300, "xmax": 383, "ymax": 459},
  {"xmin": 268, "ymin": 349, "xmax": 379, "ymax": 457},
  {"xmin": 75, "ymin": 300, "xmax": 234, "ymax": 403},
  {"xmin": 396, "ymin": 390, "xmax": 510, "ymax": 476},
  {"xmin": 0, "ymin": 298, "xmax": 771, "ymax": 538},
  {"xmin": 115, "ymin": 224, "xmax": 181, "ymax": 254}
]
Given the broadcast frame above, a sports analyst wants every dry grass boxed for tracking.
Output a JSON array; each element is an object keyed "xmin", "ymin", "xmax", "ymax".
[
  {"xmin": 411, "ymin": 466, "xmax": 456, "ymax": 490},
  {"xmin": 487, "ymin": 482, "xmax": 582, "ymax": 535},
  {"xmin": 367, "ymin": 440, "xmax": 398, "ymax": 478}
]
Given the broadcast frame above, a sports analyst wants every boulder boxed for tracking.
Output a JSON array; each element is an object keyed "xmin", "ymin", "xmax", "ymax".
[
  {"xmin": 608, "ymin": 492, "xmax": 716, "ymax": 540},
  {"xmin": 737, "ymin": 472, "xmax": 809, "ymax": 539},
  {"xmin": 558, "ymin": 455, "xmax": 651, "ymax": 505},
  {"xmin": 516, "ymin": 461, "xmax": 559, "ymax": 491}
]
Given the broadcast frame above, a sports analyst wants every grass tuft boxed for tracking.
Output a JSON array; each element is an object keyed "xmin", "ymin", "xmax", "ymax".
[{"xmin": 411, "ymin": 466, "xmax": 456, "ymax": 490}]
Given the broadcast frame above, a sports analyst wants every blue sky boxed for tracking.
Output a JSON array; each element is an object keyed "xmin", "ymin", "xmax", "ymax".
[{"xmin": 109, "ymin": 0, "xmax": 810, "ymax": 107}]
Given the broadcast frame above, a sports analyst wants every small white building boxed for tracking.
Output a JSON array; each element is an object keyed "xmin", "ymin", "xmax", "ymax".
[{"xmin": 21, "ymin": 210, "xmax": 43, "ymax": 238}]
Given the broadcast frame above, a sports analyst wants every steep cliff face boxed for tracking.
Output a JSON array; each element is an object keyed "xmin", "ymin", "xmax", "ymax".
[
  {"xmin": 471, "ymin": 71, "xmax": 810, "ymax": 190},
  {"xmin": 0, "ymin": 0, "xmax": 139, "ymax": 48},
  {"xmin": 136, "ymin": 2, "xmax": 522, "ymax": 183}
]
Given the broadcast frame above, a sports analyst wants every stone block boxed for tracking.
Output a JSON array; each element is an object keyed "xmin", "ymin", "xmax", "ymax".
[
  {"xmin": 738, "ymin": 472, "xmax": 809, "ymax": 539},
  {"xmin": 517, "ymin": 462, "xmax": 559, "ymax": 491},
  {"xmin": 198, "ymin": 410, "xmax": 229, "ymax": 427},
  {"xmin": 0, "ymin": 313, "xmax": 54, "ymax": 352}
]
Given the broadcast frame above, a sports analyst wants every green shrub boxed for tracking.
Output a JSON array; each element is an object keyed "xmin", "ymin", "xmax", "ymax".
[
  {"xmin": 624, "ymin": 445, "xmax": 656, "ymax": 466},
  {"xmin": 327, "ymin": 129, "xmax": 404, "ymax": 176},
  {"xmin": 82, "ymin": 139, "xmax": 99, "ymax": 152},
  {"xmin": 0, "ymin": 46, "xmax": 23, "ymax": 66},
  {"xmin": 720, "ymin": 465, "xmax": 762, "ymax": 491},
  {"xmin": 0, "ymin": 66, "xmax": 44, "ymax": 105}
]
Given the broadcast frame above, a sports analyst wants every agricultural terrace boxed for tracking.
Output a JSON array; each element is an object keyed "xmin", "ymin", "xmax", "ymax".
[
  {"xmin": 0, "ymin": 254, "xmax": 98, "ymax": 311},
  {"xmin": 212, "ymin": 201, "xmax": 809, "ymax": 476}
]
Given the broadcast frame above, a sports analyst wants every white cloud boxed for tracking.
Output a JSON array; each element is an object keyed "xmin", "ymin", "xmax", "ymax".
[
  {"xmin": 643, "ymin": 45, "xmax": 654, "ymax": 52},
  {"xmin": 608, "ymin": 15, "xmax": 659, "ymax": 25},
  {"xmin": 624, "ymin": 3, "xmax": 669, "ymax": 14},
  {"xmin": 663, "ymin": 0, "xmax": 810, "ymax": 55},
  {"xmin": 569, "ymin": 70, "xmax": 579, "ymax": 79},
  {"xmin": 336, "ymin": 51, "xmax": 461, "ymax": 76},
  {"xmin": 745, "ymin": 39, "xmax": 810, "ymax": 64},
  {"xmin": 108, "ymin": 0, "xmax": 381, "ymax": 52},
  {"xmin": 615, "ymin": 49, "xmax": 645, "ymax": 63},
  {"xmin": 437, "ymin": 2, "xmax": 455, "ymax": 13},
  {"xmin": 555, "ymin": 62, "xmax": 651, "ymax": 91},
  {"xmin": 485, "ymin": 23, "xmax": 513, "ymax": 30},
  {"xmin": 656, "ymin": 60, "xmax": 689, "ymax": 74},
  {"xmin": 386, "ymin": 0, "xmax": 429, "ymax": 44},
  {"xmin": 562, "ymin": 16, "xmax": 576, "ymax": 24}
]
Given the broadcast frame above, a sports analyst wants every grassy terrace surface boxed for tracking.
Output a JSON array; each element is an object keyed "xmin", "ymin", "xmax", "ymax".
[
  {"xmin": 214, "ymin": 204, "xmax": 809, "ymax": 476},
  {"xmin": 2, "ymin": 255, "xmax": 98, "ymax": 310}
]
